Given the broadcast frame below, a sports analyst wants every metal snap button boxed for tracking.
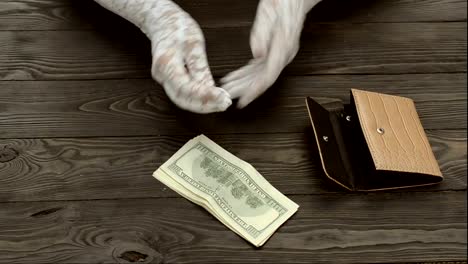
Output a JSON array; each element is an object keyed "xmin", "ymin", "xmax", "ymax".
[{"xmin": 377, "ymin": 128, "xmax": 385, "ymax": 134}]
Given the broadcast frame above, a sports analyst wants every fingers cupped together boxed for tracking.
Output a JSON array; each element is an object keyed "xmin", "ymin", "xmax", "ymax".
[
  {"xmin": 150, "ymin": 10, "xmax": 232, "ymax": 114},
  {"xmin": 221, "ymin": 0, "xmax": 307, "ymax": 109},
  {"xmin": 152, "ymin": 44, "xmax": 231, "ymax": 114}
]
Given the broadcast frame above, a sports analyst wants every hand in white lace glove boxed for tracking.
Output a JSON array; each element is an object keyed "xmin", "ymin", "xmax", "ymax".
[
  {"xmin": 94, "ymin": 0, "xmax": 232, "ymax": 113},
  {"xmin": 221, "ymin": 0, "xmax": 321, "ymax": 109}
]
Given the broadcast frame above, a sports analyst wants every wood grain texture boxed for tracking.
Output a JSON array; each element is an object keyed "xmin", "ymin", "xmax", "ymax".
[
  {"xmin": 0, "ymin": 0, "xmax": 466, "ymax": 31},
  {"xmin": 0, "ymin": 192, "xmax": 466, "ymax": 263},
  {"xmin": 0, "ymin": 23, "xmax": 466, "ymax": 81},
  {"xmin": 0, "ymin": 131, "xmax": 465, "ymax": 202},
  {"xmin": 0, "ymin": 74, "xmax": 465, "ymax": 138},
  {"xmin": 0, "ymin": 1, "xmax": 466, "ymax": 263}
]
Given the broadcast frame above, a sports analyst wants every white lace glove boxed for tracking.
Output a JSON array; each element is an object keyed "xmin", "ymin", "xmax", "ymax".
[
  {"xmin": 221, "ymin": 0, "xmax": 321, "ymax": 109},
  {"xmin": 94, "ymin": 0, "xmax": 232, "ymax": 114}
]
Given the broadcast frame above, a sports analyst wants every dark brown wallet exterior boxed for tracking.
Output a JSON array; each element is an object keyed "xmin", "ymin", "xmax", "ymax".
[{"xmin": 305, "ymin": 89, "xmax": 443, "ymax": 191}]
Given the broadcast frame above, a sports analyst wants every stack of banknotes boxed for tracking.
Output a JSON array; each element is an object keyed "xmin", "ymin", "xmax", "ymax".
[{"xmin": 153, "ymin": 135, "xmax": 299, "ymax": 247}]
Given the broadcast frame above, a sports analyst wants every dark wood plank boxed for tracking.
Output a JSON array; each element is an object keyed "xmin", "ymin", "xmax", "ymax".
[
  {"xmin": 0, "ymin": 0, "xmax": 256, "ymax": 31},
  {"xmin": 0, "ymin": 74, "xmax": 465, "ymax": 138},
  {"xmin": 0, "ymin": 131, "xmax": 465, "ymax": 202},
  {"xmin": 0, "ymin": 0, "xmax": 466, "ymax": 31},
  {"xmin": 306, "ymin": 0, "xmax": 468, "ymax": 23},
  {"xmin": 0, "ymin": 23, "xmax": 466, "ymax": 81},
  {"xmin": 0, "ymin": 192, "xmax": 466, "ymax": 263}
]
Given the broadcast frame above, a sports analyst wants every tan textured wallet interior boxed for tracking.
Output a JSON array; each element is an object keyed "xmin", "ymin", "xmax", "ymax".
[{"xmin": 351, "ymin": 89, "xmax": 442, "ymax": 178}]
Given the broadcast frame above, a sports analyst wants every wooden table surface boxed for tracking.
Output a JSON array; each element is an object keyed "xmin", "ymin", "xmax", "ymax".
[{"xmin": 0, "ymin": 0, "xmax": 466, "ymax": 263}]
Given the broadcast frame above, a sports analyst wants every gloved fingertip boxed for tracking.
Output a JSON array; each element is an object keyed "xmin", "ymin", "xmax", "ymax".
[
  {"xmin": 219, "ymin": 88, "xmax": 231, "ymax": 99},
  {"xmin": 236, "ymin": 96, "xmax": 253, "ymax": 109},
  {"xmin": 222, "ymin": 97, "xmax": 233, "ymax": 111},
  {"xmin": 212, "ymin": 95, "xmax": 232, "ymax": 112},
  {"xmin": 252, "ymin": 47, "xmax": 266, "ymax": 58},
  {"xmin": 219, "ymin": 76, "xmax": 228, "ymax": 85},
  {"xmin": 220, "ymin": 71, "xmax": 239, "ymax": 84},
  {"xmin": 251, "ymin": 40, "xmax": 268, "ymax": 58}
]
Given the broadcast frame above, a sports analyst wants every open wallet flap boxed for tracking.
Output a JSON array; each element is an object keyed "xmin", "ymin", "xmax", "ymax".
[{"xmin": 305, "ymin": 89, "xmax": 443, "ymax": 191}]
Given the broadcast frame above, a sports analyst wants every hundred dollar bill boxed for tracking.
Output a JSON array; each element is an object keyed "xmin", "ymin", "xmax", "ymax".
[{"xmin": 153, "ymin": 135, "xmax": 299, "ymax": 247}]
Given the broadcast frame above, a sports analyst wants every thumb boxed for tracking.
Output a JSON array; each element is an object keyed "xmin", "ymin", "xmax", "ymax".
[
  {"xmin": 250, "ymin": 0, "xmax": 278, "ymax": 58},
  {"xmin": 182, "ymin": 15, "xmax": 216, "ymax": 86}
]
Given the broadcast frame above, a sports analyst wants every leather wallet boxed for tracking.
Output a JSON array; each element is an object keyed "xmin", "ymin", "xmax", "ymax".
[{"xmin": 305, "ymin": 89, "xmax": 443, "ymax": 191}]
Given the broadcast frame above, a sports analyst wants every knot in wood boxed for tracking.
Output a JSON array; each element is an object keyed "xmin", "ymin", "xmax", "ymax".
[
  {"xmin": 0, "ymin": 146, "xmax": 18, "ymax": 163},
  {"xmin": 113, "ymin": 242, "xmax": 163, "ymax": 264}
]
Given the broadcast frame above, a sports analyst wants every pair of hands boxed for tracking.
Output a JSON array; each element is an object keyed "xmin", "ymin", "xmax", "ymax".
[{"xmin": 95, "ymin": 0, "xmax": 320, "ymax": 113}]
